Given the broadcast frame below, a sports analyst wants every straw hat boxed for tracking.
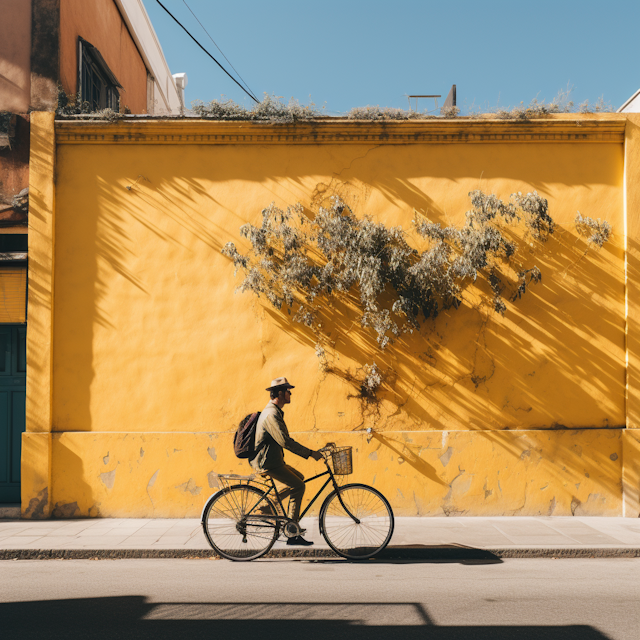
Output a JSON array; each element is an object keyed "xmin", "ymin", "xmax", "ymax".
[{"xmin": 265, "ymin": 376, "xmax": 295, "ymax": 391}]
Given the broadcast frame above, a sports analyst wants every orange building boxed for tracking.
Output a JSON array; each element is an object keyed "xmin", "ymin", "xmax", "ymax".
[{"xmin": 0, "ymin": 0, "xmax": 185, "ymax": 505}]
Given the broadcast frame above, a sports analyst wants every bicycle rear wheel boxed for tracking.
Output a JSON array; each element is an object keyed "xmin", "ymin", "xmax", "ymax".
[
  {"xmin": 320, "ymin": 483, "xmax": 394, "ymax": 560},
  {"xmin": 202, "ymin": 485, "xmax": 278, "ymax": 561}
]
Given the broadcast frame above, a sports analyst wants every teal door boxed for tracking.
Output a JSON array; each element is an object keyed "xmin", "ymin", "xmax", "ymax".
[{"xmin": 0, "ymin": 325, "xmax": 26, "ymax": 502}]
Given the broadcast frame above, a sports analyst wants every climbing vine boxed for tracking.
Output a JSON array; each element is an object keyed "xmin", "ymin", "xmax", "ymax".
[{"xmin": 222, "ymin": 190, "xmax": 610, "ymax": 400}]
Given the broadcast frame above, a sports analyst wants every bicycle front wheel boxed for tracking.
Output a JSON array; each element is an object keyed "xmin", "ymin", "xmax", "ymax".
[
  {"xmin": 320, "ymin": 483, "xmax": 394, "ymax": 560},
  {"xmin": 202, "ymin": 485, "xmax": 278, "ymax": 561}
]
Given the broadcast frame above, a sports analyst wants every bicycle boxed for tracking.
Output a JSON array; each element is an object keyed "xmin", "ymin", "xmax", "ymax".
[{"xmin": 201, "ymin": 443, "xmax": 394, "ymax": 561}]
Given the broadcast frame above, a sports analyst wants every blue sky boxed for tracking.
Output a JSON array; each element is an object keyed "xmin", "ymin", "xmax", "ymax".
[{"xmin": 144, "ymin": 0, "xmax": 639, "ymax": 114}]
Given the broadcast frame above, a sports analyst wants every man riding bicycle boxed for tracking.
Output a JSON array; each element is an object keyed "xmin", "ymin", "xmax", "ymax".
[{"xmin": 249, "ymin": 377, "xmax": 323, "ymax": 546}]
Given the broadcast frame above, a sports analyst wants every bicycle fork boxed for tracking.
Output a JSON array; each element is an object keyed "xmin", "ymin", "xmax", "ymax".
[{"xmin": 333, "ymin": 480, "xmax": 361, "ymax": 525}]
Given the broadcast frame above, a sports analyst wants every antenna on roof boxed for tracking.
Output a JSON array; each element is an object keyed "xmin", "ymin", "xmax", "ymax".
[{"xmin": 442, "ymin": 85, "xmax": 457, "ymax": 109}]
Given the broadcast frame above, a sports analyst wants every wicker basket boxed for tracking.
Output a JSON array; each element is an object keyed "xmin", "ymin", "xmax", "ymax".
[{"xmin": 330, "ymin": 446, "xmax": 353, "ymax": 475}]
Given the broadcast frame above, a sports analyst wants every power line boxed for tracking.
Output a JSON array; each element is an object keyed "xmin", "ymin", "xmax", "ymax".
[
  {"xmin": 181, "ymin": 0, "xmax": 258, "ymax": 104},
  {"xmin": 154, "ymin": 0, "xmax": 259, "ymax": 104}
]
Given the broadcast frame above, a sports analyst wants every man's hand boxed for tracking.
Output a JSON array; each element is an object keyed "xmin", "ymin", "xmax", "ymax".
[{"xmin": 311, "ymin": 450, "xmax": 323, "ymax": 461}]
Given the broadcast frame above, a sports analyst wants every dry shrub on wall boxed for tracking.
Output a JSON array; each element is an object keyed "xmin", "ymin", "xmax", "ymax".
[
  {"xmin": 574, "ymin": 213, "xmax": 612, "ymax": 248},
  {"xmin": 347, "ymin": 106, "xmax": 436, "ymax": 121},
  {"xmin": 468, "ymin": 87, "xmax": 615, "ymax": 120},
  {"xmin": 192, "ymin": 94, "xmax": 320, "ymax": 123},
  {"xmin": 56, "ymin": 85, "xmax": 124, "ymax": 122},
  {"xmin": 346, "ymin": 105, "xmax": 460, "ymax": 120},
  {"xmin": 221, "ymin": 190, "xmax": 602, "ymax": 399}
]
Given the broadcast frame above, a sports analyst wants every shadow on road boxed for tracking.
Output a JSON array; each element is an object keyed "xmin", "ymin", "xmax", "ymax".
[
  {"xmin": 261, "ymin": 544, "xmax": 504, "ymax": 564},
  {"xmin": 2, "ymin": 596, "xmax": 611, "ymax": 639},
  {"xmin": 363, "ymin": 544, "xmax": 503, "ymax": 563}
]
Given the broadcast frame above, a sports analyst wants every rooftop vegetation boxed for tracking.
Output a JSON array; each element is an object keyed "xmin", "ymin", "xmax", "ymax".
[{"xmin": 55, "ymin": 84, "xmax": 616, "ymax": 122}]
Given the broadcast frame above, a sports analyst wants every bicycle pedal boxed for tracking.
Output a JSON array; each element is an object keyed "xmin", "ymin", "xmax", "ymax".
[{"xmin": 282, "ymin": 521, "xmax": 305, "ymax": 539}]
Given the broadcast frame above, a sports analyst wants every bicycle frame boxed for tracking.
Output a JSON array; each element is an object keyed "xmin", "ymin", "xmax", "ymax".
[{"xmin": 244, "ymin": 458, "xmax": 359, "ymax": 525}]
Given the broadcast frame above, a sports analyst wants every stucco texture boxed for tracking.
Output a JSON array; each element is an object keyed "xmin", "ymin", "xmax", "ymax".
[{"xmin": 25, "ymin": 117, "xmax": 633, "ymax": 517}]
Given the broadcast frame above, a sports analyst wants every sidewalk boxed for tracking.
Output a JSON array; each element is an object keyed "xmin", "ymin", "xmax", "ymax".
[{"xmin": 1, "ymin": 516, "xmax": 640, "ymax": 559}]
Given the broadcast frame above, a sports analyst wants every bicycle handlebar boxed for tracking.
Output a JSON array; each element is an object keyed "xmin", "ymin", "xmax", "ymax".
[{"xmin": 318, "ymin": 442, "xmax": 337, "ymax": 458}]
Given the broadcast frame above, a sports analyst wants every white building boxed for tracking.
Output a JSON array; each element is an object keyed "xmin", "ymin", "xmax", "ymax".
[
  {"xmin": 617, "ymin": 89, "xmax": 640, "ymax": 114},
  {"xmin": 116, "ymin": 0, "xmax": 187, "ymax": 114}
]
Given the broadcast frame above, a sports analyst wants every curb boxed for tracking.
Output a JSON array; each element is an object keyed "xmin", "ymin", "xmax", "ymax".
[{"xmin": 2, "ymin": 547, "xmax": 640, "ymax": 560}]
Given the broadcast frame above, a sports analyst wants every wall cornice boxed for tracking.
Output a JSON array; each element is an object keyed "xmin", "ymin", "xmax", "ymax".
[{"xmin": 55, "ymin": 115, "xmax": 627, "ymax": 145}]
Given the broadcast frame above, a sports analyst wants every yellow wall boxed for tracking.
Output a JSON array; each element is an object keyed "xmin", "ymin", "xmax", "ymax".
[
  {"xmin": 24, "ymin": 115, "xmax": 640, "ymax": 517},
  {"xmin": 23, "ymin": 112, "xmax": 56, "ymax": 518}
]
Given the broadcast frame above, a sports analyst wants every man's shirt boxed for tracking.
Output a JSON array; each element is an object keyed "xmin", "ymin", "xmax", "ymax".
[{"xmin": 249, "ymin": 401, "xmax": 313, "ymax": 472}]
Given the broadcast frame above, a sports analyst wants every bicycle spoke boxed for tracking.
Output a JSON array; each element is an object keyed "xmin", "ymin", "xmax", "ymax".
[
  {"xmin": 203, "ymin": 486, "xmax": 279, "ymax": 561},
  {"xmin": 321, "ymin": 485, "xmax": 394, "ymax": 559}
]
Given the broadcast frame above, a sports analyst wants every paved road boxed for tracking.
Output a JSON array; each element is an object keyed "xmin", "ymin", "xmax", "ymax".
[{"xmin": 2, "ymin": 558, "xmax": 638, "ymax": 639}]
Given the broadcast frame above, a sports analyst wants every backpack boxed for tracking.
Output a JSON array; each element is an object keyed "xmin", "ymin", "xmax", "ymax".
[{"xmin": 233, "ymin": 412, "xmax": 261, "ymax": 459}]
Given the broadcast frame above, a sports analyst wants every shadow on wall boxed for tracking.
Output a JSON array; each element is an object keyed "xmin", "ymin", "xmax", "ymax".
[
  {"xmin": 53, "ymin": 141, "xmax": 623, "ymax": 434},
  {"xmin": 49, "ymin": 140, "xmax": 624, "ymax": 515},
  {"xmin": 49, "ymin": 439, "xmax": 95, "ymax": 518},
  {"xmin": 369, "ymin": 432, "xmax": 448, "ymax": 488},
  {"xmin": 52, "ymin": 161, "xmax": 231, "ymax": 434},
  {"xmin": 240, "ymin": 182, "xmax": 625, "ymax": 514},
  {"xmin": 366, "ymin": 428, "xmax": 623, "ymax": 516},
  {"xmin": 259, "ymin": 212, "xmax": 623, "ymax": 433},
  {"xmin": 1, "ymin": 597, "xmax": 613, "ymax": 640}
]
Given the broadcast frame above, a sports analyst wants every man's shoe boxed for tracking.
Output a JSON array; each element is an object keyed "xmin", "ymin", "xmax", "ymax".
[{"xmin": 286, "ymin": 536, "xmax": 314, "ymax": 546}]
